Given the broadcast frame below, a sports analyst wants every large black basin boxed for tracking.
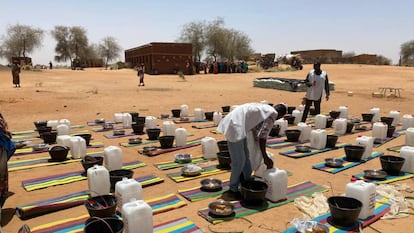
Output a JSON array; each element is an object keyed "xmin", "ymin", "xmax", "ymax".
[
  {"xmin": 344, "ymin": 145, "xmax": 365, "ymax": 161},
  {"xmin": 380, "ymin": 155, "xmax": 405, "ymax": 175},
  {"xmin": 240, "ymin": 180, "xmax": 268, "ymax": 204},
  {"xmin": 328, "ymin": 196, "xmax": 362, "ymax": 227},
  {"xmin": 285, "ymin": 130, "xmax": 301, "ymax": 142}
]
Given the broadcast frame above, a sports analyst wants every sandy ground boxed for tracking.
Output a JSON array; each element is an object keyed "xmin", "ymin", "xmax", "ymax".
[{"xmin": 0, "ymin": 64, "xmax": 414, "ymax": 233}]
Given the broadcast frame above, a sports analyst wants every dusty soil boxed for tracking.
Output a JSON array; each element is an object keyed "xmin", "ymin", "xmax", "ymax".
[{"xmin": 0, "ymin": 64, "xmax": 414, "ymax": 233}]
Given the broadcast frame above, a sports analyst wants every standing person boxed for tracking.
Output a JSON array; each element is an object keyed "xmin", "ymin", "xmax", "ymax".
[
  {"xmin": 11, "ymin": 60, "xmax": 21, "ymax": 88},
  {"xmin": 0, "ymin": 113, "xmax": 15, "ymax": 223},
  {"xmin": 137, "ymin": 63, "xmax": 145, "ymax": 86},
  {"xmin": 49, "ymin": 61, "xmax": 53, "ymax": 69},
  {"xmin": 217, "ymin": 103, "xmax": 287, "ymax": 198},
  {"xmin": 301, "ymin": 62, "xmax": 330, "ymax": 123}
]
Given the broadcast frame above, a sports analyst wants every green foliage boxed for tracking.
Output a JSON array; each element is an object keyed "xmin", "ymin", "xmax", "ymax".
[{"xmin": 400, "ymin": 40, "xmax": 414, "ymax": 66}]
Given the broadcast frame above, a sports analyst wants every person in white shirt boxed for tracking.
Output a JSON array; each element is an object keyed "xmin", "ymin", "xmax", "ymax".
[
  {"xmin": 217, "ymin": 103, "xmax": 286, "ymax": 198},
  {"xmin": 301, "ymin": 62, "xmax": 330, "ymax": 122}
]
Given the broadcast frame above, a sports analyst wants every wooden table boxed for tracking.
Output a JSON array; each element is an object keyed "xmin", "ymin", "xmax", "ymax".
[{"xmin": 378, "ymin": 87, "xmax": 403, "ymax": 97}]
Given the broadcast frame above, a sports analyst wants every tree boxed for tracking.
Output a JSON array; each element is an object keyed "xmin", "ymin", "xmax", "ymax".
[
  {"xmin": 204, "ymin": 18, "xmax": 225, "ymax": 62},
  {"xmin": 0, "ymin": 24, "xmax": 43, "ymax": 62},
  {"xmin": 51, "ymin": 26, "xmax": 89, "ymax": 64},
  {"xmin": 178, "ymin": 21, "xmax": 205, "ymax": 63},
  {"xmin": 400, "ymin": 40, "xmax": 414, "ymax": 66},
  {"xmin": 98, "ymin": 36, "xmax": 122, "ymax": 67}
]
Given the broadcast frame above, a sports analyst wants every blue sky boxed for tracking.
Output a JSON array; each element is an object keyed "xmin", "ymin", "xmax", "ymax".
[{"xmin": 1, "ymin": 0, "xmax": 413, "ymax": 65}]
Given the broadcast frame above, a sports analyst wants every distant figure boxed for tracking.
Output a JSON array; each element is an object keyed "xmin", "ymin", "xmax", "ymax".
[
  {"xmin": 49, "ymin": 61, "xmax": 53, "ymax": 69},
  {"xmin": 301, "ymin": 62, "xmax": 330, "ymax": 122},
  {"xmin": 137, "ymin": 63, "xmax": 145, "ymax": 86},
  {"xmin": 11, "ymin": 60, "xmax": 21, "ymax": 88}
]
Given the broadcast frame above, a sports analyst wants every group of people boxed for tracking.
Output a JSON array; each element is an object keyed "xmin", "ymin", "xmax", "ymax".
[{"xmin": 217, "ymin": 62, "xmax": 330, "ymax": 199}]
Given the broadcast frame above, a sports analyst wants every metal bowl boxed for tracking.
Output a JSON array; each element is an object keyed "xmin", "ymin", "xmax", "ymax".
[
  {"xmin": 128, "ymin": 137, "xmax": 142, "ymax": 144},
  {"xmin": 14, "ymin": 140, "xmax": 27, "ymax": 149},
  {"xmin": 181, "ymin": 164, "xmax": 202, "ymax": 176},
  {"xmin": 102, "ymin": 123, "xmax": 114, "ymax": 130},
  {"xmin": 295, "ymin": 145, "xmax": 311, "ymax": 153},
  {"xmin": 95, "ymin": 118, "xmax": 105, "ymax": 124},
  {"xmin": 208, "ymin": 200, "xmax": 235, "ymax": 216},
  {"xmin": 325, "ymin": 158, "xmax": 344, "ymax": 168},
  {"xmin": 142, "ymin": 146, "xmax": 157, "ymax": 155},
  {"xmin": 113, "ymin": 129, "xmax": 125, "ymax": 136},
  {"xmin": 32, "ymin": 143, "xmax": 49, "ymax": 152},
  {"xmin": 160, "ymin": 114, "xmax": 170, "ymax": 119},
  {"xmin": 364, "ymin": 169, "xmax": 387, "ymax": 179},
  {"xmin": 174, "ymin": 153, "xmax": 192, "ymax": 163},
  {"xmin": 200, "ymin": 178, "xmax": 222, "ymax": 191},
  {"xmin": 297, "ymin": 221, "xmax": 329, "ymax": 233}
]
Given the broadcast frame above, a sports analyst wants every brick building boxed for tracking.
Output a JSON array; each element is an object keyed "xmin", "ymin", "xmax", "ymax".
[
  {"xmin": 290, "ymin": 49, "xmax": 343, "ymax": 64},
  {"xmin": 125, "ymin": 42, "xmax": 192, "ymax": 75}
]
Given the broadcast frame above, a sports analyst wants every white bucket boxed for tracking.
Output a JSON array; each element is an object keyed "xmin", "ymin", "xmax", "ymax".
[
  {"xmin": 201, "ymin": 137, "xmax": 217, "ymax": 159},
  {"xmin": 400, "ymin": 146, "xmax": 414, "ymax": 173},
  {"xmin": 47, "ymin": 120, "xmax": 59, "ymax": 130},
  {"xmin": 314, "ymin": 114, "xmax": 327, "ymax": 129},
  {"xmin": 263, "ymin": 168, "xmax": 288, "ymax": 202},
  {"xmin": 104, "ymin": 146, "xmax": 123, "ymax": 171},
  {"xmin": 162, "ymin": 121, "xmax": 176, "ymax": 136},
  {"xmin": 369, "ymin": 107, "xmax": 380, "ymax": 122},
  {"xmin": 275, "ymin": 118, "xmax": 288, "ymax": 136},
  {"xmin": 194, "ymin": 108, "xmax": 204, "ymax": 121},
  {"xmin": 213, "ymin": 112, "xmax": 223, "ymax": 126},
  {"xmin": 59, "ymin": 118, "xmax": 71, "ymax": 126},
  {"xmin": 57, "ymin": 135, "xmax": 72, "ymax": 148},
  {"xmin": 389, "ymin": 110, "xmax": 400, "ymax": 126},
  {"xmin": 69, "ymin": 136, "xmax": 86, "ymax": 159},
  {"xmin": 180, "ymin": 104, "xmax": 189, "ymax": 117},
  {"xmin": 333, "ymin": 118, "xmax": 347, "ymax": 135},
  {"xmin": 87, "ymin": 165, "xmax": 110, "ymax": 197},
  {"xmin": 355, "ymin": 135, "xmax": 374, "ymax": 160},
  {"xmin": 297, "ymin": 122, "xmax": 311, "ymax": 143},
  {"xmin": 56, "ymin": 124, "xmax": 70, "ymax": 136},
  {"xmin": 292, "ymin": 110, "xmax": 303, "ymax": 124},
  {"xmin": 254, "ymin": 152, "xmax": 274, "ymax": 178},
  {"xmin": 122, "ymin": 113, "xmax": 132, "ymax": 128},
  {"xmin": 402, "ymin": 114, "xmax": 414, "ymax": 130},
  {"xmin": 372, "ymin": 122, "xmax": 388, "ymax": 140},
  {"xmin": 114, "ymin": 113, "xmax": 123, "ymax": 123},
  {"xmin": 145, "ymin": 116, "xmax": 157, "ymax": 129},
  {"xmin": 174, "ymin": 128, "xmax": 187, "ymax": 147},
  {"xmin": 115, "ymin": 178, "xmax": 142, "ymax": 210},
  {"xmin": 122, "ymin": 199, "xmax": 153, "ymax": 233},
  {"xmin": 310, "ymin": 129, "xmax": 327, "ymax": 149},
  {"xmin": 338, "ymin": 106, "xmax": 348, "ymax": 119},
  {"xmin": 405, "ymin": 128, "xmax": 414, "ymax": 146},
  {"xmin": 346, "ymin": 180, "xmax": 376, "ymax": 219}
]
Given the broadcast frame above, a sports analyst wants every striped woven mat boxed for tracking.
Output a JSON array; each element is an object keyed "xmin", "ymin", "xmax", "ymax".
[
  {"xmin": 138, "ymin": 137, "xmax": 203, "ymax": 156},
  {"xmin": 312, "ymin": 151, "xmax": 383, "ymax": 174},
  {"xmin": 282, "ymin": 196, "xmax": 391, "ymax": 233},
  {"xmin": 22, "ymin": 160, "xmax": 148, "ymax": 191},
  {"xmin": 16, "ymin": 192, "xmax": 184, "ymax": 220},
  {"xmin": 30, "ymin": 215, "xmax": 201, "ymax": 233},
  {"xmin": 154, "ymin": 156, "xmax": 208, "ymax": 170},
  {"xmin": 167, "ymin": 164, "xmax": 230, "ymax": 183},
  {"xmin": 280, "ymin": 143, "xmax": 349, "ymax": 158},
  {"xmin": 198, "ymin": 180, "xmax": 328, "ymax": 224},
  {"xmin": 352, "ymin": 171, "xmax": 414, "ymax": 184},
  {"xmin": 8, "ymin": 151, "xmax": 104, "ymax": 172}
]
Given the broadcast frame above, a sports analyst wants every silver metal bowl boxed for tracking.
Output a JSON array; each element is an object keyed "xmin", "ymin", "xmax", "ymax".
[
  {"xmin": 200, "ymin": 178, "xmax": 222, "ymax": 191},
  {"xmin": 174, "ymin": 153, "xmax": 192, "ymax": 163},
  {"xmin": 325, "ymin": 158, "xmax": 344, "ymax": 168},
  {"xmin": 181, "ymin": 165, "xmax": 202, "ymax": 176},
  {"xmin": 32, "ymin": 143, "xmax": 49, "ymax": 151},
  {"xmin": 364, "ymin": 169, "xmax": 387, "ymax": 179},
  {"xmin": 113, "ymin": 129, "xmax": 125, "ymax": 136},
  {"xmin": 128, "ymin": 137, "xmax": 142, "ymax": 144},
  {"xmin": 208, "ymin": 200, "xmax": 235, "ymax": 216},
  {"xmin": 295, "ymin": 145, "xmax": 311, "ymax": 153}
]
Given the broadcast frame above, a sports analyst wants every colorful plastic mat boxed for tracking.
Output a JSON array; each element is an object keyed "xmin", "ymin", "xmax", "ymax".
[
  {"xmin": 266, "ymin": 138, "xmax": 302, "ymax": 149},
  {"xmin": 282, "ymin": 196, "xmax": 391, "ymax": 233},
  {"xmin": 22, "ymin": 161, "xmax": 148, "ymax": 191},
  {"xmin": 312, "ymin": 151, "xmax": 383, "ymax": 174},
  {"xmin": 373, "ymin": 129, "xmax": 406, "ymax": 148},
  {"xmin": 8, "ymin": 151, "xmax": 104, "ymax": 172},
  {"xmin": 352, "ymin": 171, "xmax": 414, "ymax": 184},
  {"xmin": 280, "ymin": 143, "xmax": 349, "ymax": 158},
  {"xmin": 30, "ymin": 216, "xmax": 202, "ymax": 233},
  {"xmin": 138, "ymin": 138, "xmax": 203, "ymax": 156},
  {"xmin": 198, "ymin": 180, "xmax": 328, "ymax": 224},
  {"xmin": 167, "ymin": 164, "xmax": 230, "ymax": 183},
  {"xmin": 12, "ymin": 125, "xmax": 85, "ymax": 135},
  {"xmin": 155, "ymin": 156, "xmax": 208, "ymax": 170},
  {"xmin": 16, "ymin": 192, "xmax": 185, "ymax": 220}
]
